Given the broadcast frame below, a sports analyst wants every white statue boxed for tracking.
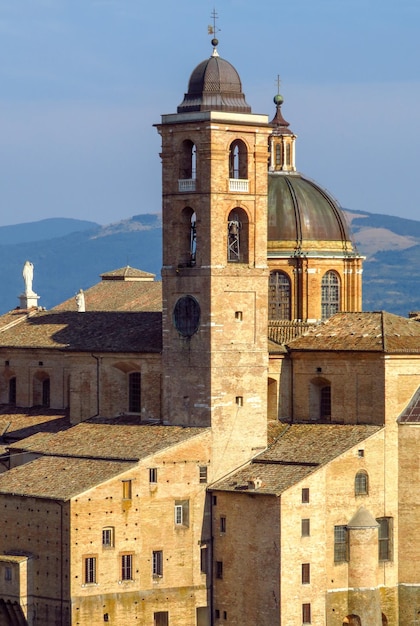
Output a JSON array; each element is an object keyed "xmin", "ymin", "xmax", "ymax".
[
  {"xmin": 22, "ymin": 261, "xmax": 34, "ymax": 295},
  {"xmin": 75, "ymin": 288, "xmax": 85, "ymax": 312}
]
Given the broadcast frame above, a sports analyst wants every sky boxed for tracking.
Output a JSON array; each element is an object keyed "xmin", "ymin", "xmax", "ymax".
[{"xmin": 0, "ymin": 0, "xmax": 419, "ymax": 227}]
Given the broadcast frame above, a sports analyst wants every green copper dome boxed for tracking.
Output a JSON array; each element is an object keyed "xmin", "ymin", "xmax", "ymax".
[{"xmin": 268, "ymin": 172, "xmax": 353, "ymax": 252}]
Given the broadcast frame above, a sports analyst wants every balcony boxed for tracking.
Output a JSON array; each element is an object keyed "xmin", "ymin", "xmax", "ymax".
[
  {"xmin": 178, "ymin": 179, "xmax": 196, "ymax": 192},
  {"xmin": 229, "ymin": 179, "xmax": 249, "ymax": 193}
]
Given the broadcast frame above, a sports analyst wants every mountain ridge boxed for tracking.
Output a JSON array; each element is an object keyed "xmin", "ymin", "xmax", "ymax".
[{"xmin": 1, "ymin": 210, "xmax": 419, "ymax": 317}]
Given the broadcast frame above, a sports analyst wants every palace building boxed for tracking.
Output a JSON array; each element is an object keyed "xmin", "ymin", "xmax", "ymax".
[{"xmin": 0, "ymin": 35, "xmax": 418, "ymax": 626}]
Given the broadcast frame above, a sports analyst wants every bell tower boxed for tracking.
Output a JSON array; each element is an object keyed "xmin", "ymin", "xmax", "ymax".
[{"xmin": 156, "ymin": 37, "xmax": 270, "ymax": 474}]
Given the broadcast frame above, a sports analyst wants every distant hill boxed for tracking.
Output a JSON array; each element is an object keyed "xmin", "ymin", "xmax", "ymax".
[
  {"xmin": 344, "ymin": 209, "xmax": 420, "ymax": 316},
  {"xmin": 0, "ymin": 218, "xmax": 99, "ymax": 245},
  {"xmin": 0, "ymin": 210, "xmax": 419, "ymax": 317}
]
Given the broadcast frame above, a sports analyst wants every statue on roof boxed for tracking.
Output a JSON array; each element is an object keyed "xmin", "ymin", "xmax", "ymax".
[
  {"xmin": 22, "ymin": 261, "xmax": 34, "ymax": 296},
  {"xmin": 75, "ymin": 288, "xmax": 85, "ymax": 312}
]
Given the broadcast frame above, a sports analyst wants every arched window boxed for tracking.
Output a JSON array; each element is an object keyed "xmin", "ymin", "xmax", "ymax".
[
  {"xmin": 8, "ymin": 377, "xmax": 16, "ymax": 405},
  {"xmin": 309, "ymin": 378, "xmax": 331, "ymax": 421},
  {"xmin": 128, "ymin": 372, "xmax": 141, "ymax": 413},
  {"xmin": 227, "ymin": 208, "xmax": 249, "ymax": 263},
  {"xmin": 42, "ymin": 379, "xmax": 50, "ymax": 408},
  {"xmin": 229, "ymin": 140, "xmax": 247, "ymax": 179},
  {"xmin": 33, "ymin": 372, "xmax": 50, "ymax": 407},
  {"xmin": 178, "ymin": 207, "xmax": 197, "ymax": 267},
  {"xmin": 355, "ymin": 470, "xmax": 369, "ymax": 495},
  {"xmin": 275, "ymin": 143, "xmax": 282, "ymax": 167},
  {"xmin": 179, "ymin": 140, "xmax": 197, "ymax": 180},
  {"xmin": 321, "ymin": 271, "xmax": 340, "ymax": 320},
  {"xmin": 269, "ymin": 271, "xmax": 291, "ymax": 320}
]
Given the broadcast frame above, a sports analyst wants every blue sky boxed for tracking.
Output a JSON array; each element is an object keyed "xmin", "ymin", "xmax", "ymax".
[{"xmin": 0, "ymin": 0, "xmax": 419, "ymax": 226}]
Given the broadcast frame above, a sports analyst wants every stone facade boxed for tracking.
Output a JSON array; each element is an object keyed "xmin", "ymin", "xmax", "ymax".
[{"xmin": 0, "ymin": 38, "xmax": 418, "ymax": 626}]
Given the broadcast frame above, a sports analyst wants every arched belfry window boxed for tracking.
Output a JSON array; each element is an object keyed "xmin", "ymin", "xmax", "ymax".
[
  {"xmin": 179, "ymin": 140, "xmax": 197, "ymax": 192},
  {"xmin": 229, "ymin": 139, "xmax": 247, "ymax": 180},
  {"xmin": 227, "ymin": 208, "xmax": 249, "ymax": 263},
  {"xmin": 269, "ymin": 271, "xmax": 291, "ymax": 320},
  {"xmin": 179, "ymin": 207, "xmax": 197, "ymax": 267},
  {"xmin": 321, "ymin": 271, "xmax": 340, "ymax": 320}
]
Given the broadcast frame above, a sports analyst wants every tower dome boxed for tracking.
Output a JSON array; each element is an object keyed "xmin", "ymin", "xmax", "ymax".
[{"xmin": 177, "ymin": 40, "xmax": 251, "ymax": 114}]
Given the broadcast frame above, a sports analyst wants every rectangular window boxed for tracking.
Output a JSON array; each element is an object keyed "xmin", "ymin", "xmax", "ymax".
[
  {"xmin": 377, "ymin": 517, "xmax": 393, "ymax": 561},
  {"xmin": 216, "ymin": 561, "xmax": 223, "ymax": 579},
  {"xmin": 154, "ymin": 611, "xmax": 169, "ymax": 626},
  {"xmin": 4, "ymin": 567, "xmax": 12, "ymax": 582},
  {"xmin": 212, "ymin": 495, "xmax": 217, "ymax": 506},
  {"xmin": 121, "ymin": 554, "xmax": 133, "ymax": 581},
  {"xmin": 223, "ymin": 611, "xmax": 227, "ymax": 620},
  {"xmin": 153, "ymin": 550, "xmax": 163, "ymax": 577},
  {"xmin": 302, "ymin": 563, "xmax": 310, "ymax": 584},
  {"xmin": 199, "ymin": 466, "xmax": 208, "ymax": 483},
  {"xmin": 334, "ymin": 525, "xmax": 349, "ymax": 563},
  {"xmin": 128, "ymin": 371, "xmax": 141, "ymax": 413},
  {"xmin": 102, "ymin": 527, "xmax": 114, "ymax": 548},
  {"xmin": 174, "ymin": 500, "xmax": 189, "ymax": 527},
  {"xmin": 301, "ymin": 518, "xmax": 310, "ymax": 537},
  {"xmin": 302, "ymin": 603, "xmax": 311, "ymax": 624},
  {"xmin": 220, "ymin": 516, "xmax": 226, "ymax": 534},
  {"xmin": 149, "ymin": 468, "xmax": 158, "ymax": 483},
  {"xmin": 302, "ymin": 488, "xmax": 310, "ymax": 503},
  {"xmin": 215, "ymin": 610, "xmax": 220, "ymax": 619},
  {"xmin": 84, "ymin": 557, "xmax": 97, "ymax": 584},
  {"xmin": 122, "ymin": 480, "xmax": 132, "ymax": 500},
  {"xmin": 200, "ymin": 546, "xmax": 208, "ymax": 574}
]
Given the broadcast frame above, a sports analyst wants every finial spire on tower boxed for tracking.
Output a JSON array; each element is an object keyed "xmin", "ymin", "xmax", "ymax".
[{"xmin": 208, "ymin": 8, "xmax": 220, "ymax": 57}]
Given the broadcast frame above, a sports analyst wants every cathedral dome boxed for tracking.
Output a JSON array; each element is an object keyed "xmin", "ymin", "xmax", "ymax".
[
  {"xmin": 177, "ymin": 45, "xmax": 251, "ymax": 114},
  {"xmin": 268, "ymin": 172, "xmax": 354, "ymax": 254}
]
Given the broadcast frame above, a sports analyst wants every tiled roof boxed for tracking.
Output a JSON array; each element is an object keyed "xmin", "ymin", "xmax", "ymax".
[
  {"xmin": 0, "ymin": 310, "xmax": 162, "ymax": 353},
  {"xmin": 0, "ymin": 408, "xmax": 70, "ymax": 442},
  {"xmin": 211, "ymin": 423, "xmax": 381, "ymax": 495},
  {"xmin": 53, "ymin": 275, "xmax": 162, "ymax": 312},
  {"xmin": 8, "ymin": 422, "xmax": 208, "ymax": 461},
  {"xmin": 100, "ymin": 266, "xmax": 156, "ymax": 281},
  {"xmin": 0, "ymin": 455, "xmax": 135, "ymax": 500},
  {"xmin": 288, "ymin": 311, "xmax": 420, "ymax": 353},
  {"xmin": 398, "ymin": 386, "xmax": 420, "ymax": 423}
]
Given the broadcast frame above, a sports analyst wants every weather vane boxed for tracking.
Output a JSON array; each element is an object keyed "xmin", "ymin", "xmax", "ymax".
[{"xmin": 208, "ymin": 9, "xmax": 220, "ymax": 36}]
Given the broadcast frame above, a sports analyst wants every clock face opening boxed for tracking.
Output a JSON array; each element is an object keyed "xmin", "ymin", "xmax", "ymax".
[{"xmin": 173, "ymin": 296, "xmax": 201, "ymax": 337}]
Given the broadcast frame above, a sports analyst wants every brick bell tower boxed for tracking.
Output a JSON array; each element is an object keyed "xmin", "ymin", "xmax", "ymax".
[{"xmin": 156, "ymin": 35, "xmax": 270, "ymax": 474}]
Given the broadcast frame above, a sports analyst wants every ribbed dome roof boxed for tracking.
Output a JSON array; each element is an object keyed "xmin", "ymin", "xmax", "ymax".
[
  {"xmin": 177, "ymin": 54, "xmax": 251, "ymax": 114},
  {"xmin": 268, "ymin": 172, "xmax": 353, "ymax": 252}
]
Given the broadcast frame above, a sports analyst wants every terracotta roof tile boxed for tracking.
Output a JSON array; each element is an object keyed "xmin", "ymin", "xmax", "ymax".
[
  {"xmin": 0, "ymin": 310, "xmax": 162, "ymax": 353},
  {"xmin": 211, "ymin": 423, "xmax": 381, "ymax": 495},
  {"xmin": 53, "ymin": 279, "xmax": 162, "ymax": 312},
  {"xmin": 288, "ymin": 311, "xmax": 420, "ymax": 353},
  {"xmin": 8, "ymin": 422, "xmax": 208, "ymax": 461},
  {"xmin": 0, "ymin": 408, "xmax": 70, "ymax": 442},
  {"xmin": 0, "ymin": 455, "xmax": 134, "ymax": 500}
]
